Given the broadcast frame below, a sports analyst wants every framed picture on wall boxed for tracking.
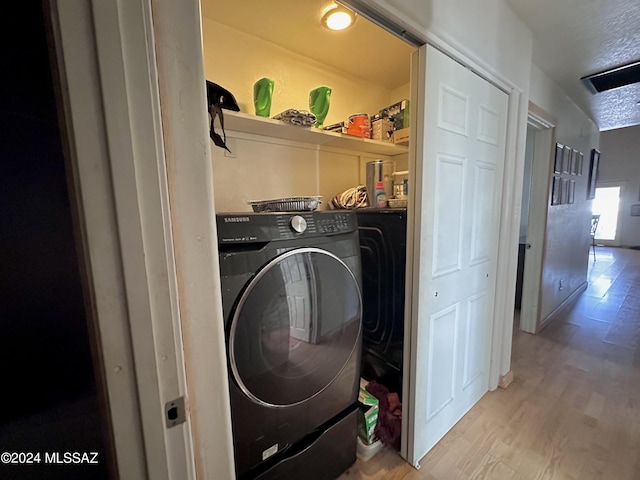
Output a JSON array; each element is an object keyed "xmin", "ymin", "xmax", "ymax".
[
  {"xmin": 570, "ymin": 149, "xmax": 579, "ymax": 175},
  {"xmin": 587, "ymin": 149, "xmax": 600, "ymax": 199},
  {"xmin": 563, "ymin": 146, "xmax": 572, "ymax": 174},
  {"xmin": 561, "ymin": 178, "xmax": 569, "ymax": 204},
  {"xmin": 554, "ymin": 143, "xmax": 563, "ymax": 173},
  {"xmin": 551, "ymin": 176, "xmax": 562, "ymax": 205},
  {"xmin": 577, "ymin": 151, "xmax": 584, "ymax": 175},
  {"xmin": 569, "ymin": 180, "xmax": 576, "ymax": 204}
]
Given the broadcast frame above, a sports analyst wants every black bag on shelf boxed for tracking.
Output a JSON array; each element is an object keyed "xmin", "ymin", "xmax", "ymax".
[{"xmin": 206, "ymin": 81, "xmax": 239, "ymax": 153}]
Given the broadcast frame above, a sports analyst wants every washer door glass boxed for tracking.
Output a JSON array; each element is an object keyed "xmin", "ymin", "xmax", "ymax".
[{"xmin": 229, "ymin": 248, "xmax": 361, "ymax": 406}]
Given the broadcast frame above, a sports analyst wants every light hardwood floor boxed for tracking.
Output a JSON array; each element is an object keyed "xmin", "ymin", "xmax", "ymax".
[{"xmin": 340, "ymin": 246, "xmax": 640, "ymax": 480}]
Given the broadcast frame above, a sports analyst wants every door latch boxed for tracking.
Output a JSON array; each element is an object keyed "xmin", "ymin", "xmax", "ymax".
[{"xmin": 165, "ymin": 396, "xmax": 186, "ymax": 428}]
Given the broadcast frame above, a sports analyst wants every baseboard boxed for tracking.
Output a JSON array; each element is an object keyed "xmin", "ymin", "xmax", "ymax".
[
  {"xmin": 498, "ymin": 370, "xmax": 514, "ymax": 389},
  {"xmin": 538, "ymin": 281, "xmax": 587, "ymax": 332}
]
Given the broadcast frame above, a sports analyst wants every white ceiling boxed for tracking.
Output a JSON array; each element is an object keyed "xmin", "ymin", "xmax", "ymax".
[
  {"xmin": 201, "ymin": 0, "xmax": 640, "ymax": 132},
  {"xmin": 200, "ymin": 0, "xmax": 413, "ymax": 91}
]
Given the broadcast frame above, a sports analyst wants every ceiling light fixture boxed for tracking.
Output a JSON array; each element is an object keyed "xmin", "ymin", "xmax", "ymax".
[{"xmin": 321, "ymin": 6, "xmax": 356, "ymax": 31}]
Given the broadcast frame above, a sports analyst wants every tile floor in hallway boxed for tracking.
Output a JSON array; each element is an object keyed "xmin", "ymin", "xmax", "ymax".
[{"xmin": 340, "ymin": 246, "xmax": 640, "ymax": 480}]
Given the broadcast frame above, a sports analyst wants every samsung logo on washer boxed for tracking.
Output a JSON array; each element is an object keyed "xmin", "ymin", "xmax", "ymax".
[{"xmin": 223, "ymin": 216, "xmax": 250, "ymax": 223}]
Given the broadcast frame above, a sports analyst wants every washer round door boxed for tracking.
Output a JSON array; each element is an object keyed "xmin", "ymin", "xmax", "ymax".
[{"xmin": 229, "ymin": 247, "xmax": 362, "ymax": 407}]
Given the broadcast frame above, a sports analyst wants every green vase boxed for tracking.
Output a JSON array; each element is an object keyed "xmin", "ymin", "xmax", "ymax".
[
  {"xmin": 254, "ymin": 77, "xmax": 274, "ymax": 117},
  {"xmin": 309, "ymin": 86, "xmax": 332, "ymax": 128}
]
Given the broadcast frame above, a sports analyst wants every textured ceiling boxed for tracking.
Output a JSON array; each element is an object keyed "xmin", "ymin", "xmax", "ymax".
[
  {"xmin": 201, "ymin": 0, "xmax": 640, "ymax": 132},
  {"xmin": 505, "ymin": 0, "xmax": 640, "ymax": 131}
]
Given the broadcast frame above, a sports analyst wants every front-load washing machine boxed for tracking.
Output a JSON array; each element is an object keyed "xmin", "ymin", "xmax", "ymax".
[{"xmin": 216, "ymin": 211, "xmax": 362, "ymax": 480}]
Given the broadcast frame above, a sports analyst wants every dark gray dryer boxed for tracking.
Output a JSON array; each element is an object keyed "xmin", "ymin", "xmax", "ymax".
[
  {"xmin": 216, "ymin": 211, "xmax": 362, "ymax": 480},
  {"xmin": 354, "ymin": 208, "xmax": 407, "ymax": 398}
]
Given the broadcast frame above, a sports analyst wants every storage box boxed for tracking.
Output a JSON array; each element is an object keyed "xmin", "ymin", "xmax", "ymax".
[
  {"xmin": 393, "ymin": 127, "xmax": 410, "ymax": 145},
  {"xmin": 323, "ymin": 121, "xmax": 347, "ymax": 134},
  {"xmin": 357, "ymin": 379, "xmax": 379, "ymax": 445},
  {"xmin": 379, "ymin": 99, "xmax": 410, "ymax": 130},
  {"xmin": 356, "ymin": 436, "xmax": 384, "ymax": 462},
  {"xmin": 371, "ymin": 118, "xmax": 394, "ymax": 143}
]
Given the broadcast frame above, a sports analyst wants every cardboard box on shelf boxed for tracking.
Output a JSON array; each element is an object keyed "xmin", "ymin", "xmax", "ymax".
[
  {"xmin": 371, "ymin": 117, "xmax": 394, "ymax": 143},
  {"xmin": 379, "ymin": 99, "xmax": 410, "ymax": 130},
  {"xmin": 357, "ymin": 379, "xmax": 379, "ymax": 445},
  {"xmin": 393, "ymin": 127, "xmax": 410, "ymax": 146}
]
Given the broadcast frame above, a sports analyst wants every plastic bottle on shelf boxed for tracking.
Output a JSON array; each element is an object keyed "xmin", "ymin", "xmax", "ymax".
[{"xmin": 375, "ymin": 181, "xmax": 387, "ymax": 208}]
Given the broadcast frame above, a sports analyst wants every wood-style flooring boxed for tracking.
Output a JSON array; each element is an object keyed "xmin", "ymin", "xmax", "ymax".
[{"xmin": 340, "ymin": 246, "xmax": 640, "ymax": 480}]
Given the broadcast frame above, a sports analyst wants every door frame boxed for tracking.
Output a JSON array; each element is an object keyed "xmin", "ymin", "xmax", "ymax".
[
  {"xmin": 47, "ymin": 0, "xmax": 234, "ymax": 478},
  {"xmin": 519, "ymin": 103, "xmax": 556, "ymax": 334},
  {"xmin": 592, "ymin": 181, "xmax": 626, "ymax": 247}
]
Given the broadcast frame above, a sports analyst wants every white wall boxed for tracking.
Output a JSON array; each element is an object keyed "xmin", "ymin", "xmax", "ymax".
[
  {"xmin": 367, "ymin": 0, "xmax": 533, "ymax": 90},
  {"xmin": 201, "ymin": 19, "xmax": 399, "ymax": 128},
  {"xmin": 599, "ymin": 125, "xmax": 640, "ymax": 247},
  {"xmin": 201, "ymin": 18, "xmax": 408, "ymax": 212},
  {"xmin": 528, "ymin": 64, "xmax": 600, "ymax": 322}
]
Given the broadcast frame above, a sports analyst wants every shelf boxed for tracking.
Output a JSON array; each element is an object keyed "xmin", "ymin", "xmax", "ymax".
[{"xmin": 223, "ymin": 110, "xmax": 409, "ymax": 157}]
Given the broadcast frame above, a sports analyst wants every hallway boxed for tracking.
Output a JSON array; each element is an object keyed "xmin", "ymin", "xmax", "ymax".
[{"xmin": 341, "ymin": 246, "xmax": 640, "ymax": 479}]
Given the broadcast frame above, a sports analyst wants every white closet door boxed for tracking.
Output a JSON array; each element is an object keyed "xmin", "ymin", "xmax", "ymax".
[{"xmin": 406, "ymin": 44, "xmax": 508, "ymax": 465}]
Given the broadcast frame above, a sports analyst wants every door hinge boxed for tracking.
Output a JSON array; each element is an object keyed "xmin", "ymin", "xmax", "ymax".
[{"xmin": 165, "ymin": 396, "xmax": 186, "ymax": 428}]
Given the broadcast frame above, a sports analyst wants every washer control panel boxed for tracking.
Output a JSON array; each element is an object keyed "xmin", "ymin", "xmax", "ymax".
[
  {"xmin": 216, "ymin": 211, "xmax": 356, "ymax": 244},
  {"xmin": 316, "ymin": 212, "xmax": 353, "ymax": 234}
]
